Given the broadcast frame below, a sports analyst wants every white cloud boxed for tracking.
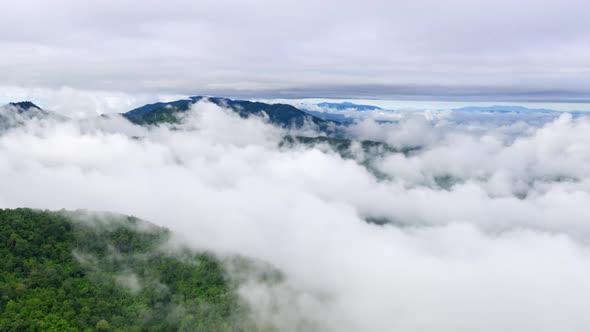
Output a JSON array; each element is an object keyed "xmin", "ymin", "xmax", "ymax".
[{"xmin": 2, "ymin": 101, "xmax": 590, "ymax": 330}]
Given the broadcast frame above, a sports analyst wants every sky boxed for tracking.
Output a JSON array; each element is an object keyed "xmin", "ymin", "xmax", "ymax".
[{"xmin": 2, "ymin": 0, "xmax": 590, "ymax": 103}]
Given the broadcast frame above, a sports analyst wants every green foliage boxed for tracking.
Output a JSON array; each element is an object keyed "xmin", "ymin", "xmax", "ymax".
[
  {"xmin": 125, "ymin": 106, "xmax": 185, "ymax": 125},
  {"xmin": 96, "ymin": 319, "xmax": 110, "ymax": 331},
  {"xmin": 0, "ymin": 208, "xmax": 262, "ymax": 331}
]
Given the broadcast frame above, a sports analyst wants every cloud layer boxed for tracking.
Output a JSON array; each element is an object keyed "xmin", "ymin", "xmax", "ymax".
[
  {"xmin": 2, "ymin": 0, "xmax": 590, "ymax": 100},
  {"xmin": 1, "ymin": 102, "xmax": 590, "ymax": 331}
]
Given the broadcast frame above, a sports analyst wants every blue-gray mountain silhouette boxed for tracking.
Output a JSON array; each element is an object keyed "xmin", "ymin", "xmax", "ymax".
[{"xmin": 123, "ymin": 96, "xmax": 335, "ymax": 131}]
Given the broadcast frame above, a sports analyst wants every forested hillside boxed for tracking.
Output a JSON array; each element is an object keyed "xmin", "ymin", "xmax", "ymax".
[{"xmin": 0, "ymin": 208, "xmax": 264, "ymax": 331}]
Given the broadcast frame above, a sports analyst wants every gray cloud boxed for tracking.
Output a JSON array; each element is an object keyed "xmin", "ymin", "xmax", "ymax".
[{"xmin": 1, "ymin": 0, "xmax": 590, "ymax": 100}]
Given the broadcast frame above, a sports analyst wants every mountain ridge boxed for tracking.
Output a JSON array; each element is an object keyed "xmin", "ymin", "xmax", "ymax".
[
  {"xmin": 315, "ymin": 101, "xmax": 382, "ymax": 111},
  {"xmin": 123, "ymin": 96, "xmax": 336, "ymax": 131},
  {"xmin": 8, "ymin": 101, "xmax": 42, "ymax": 111}
]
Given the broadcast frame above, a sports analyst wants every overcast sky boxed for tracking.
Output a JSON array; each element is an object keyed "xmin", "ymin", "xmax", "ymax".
[{"xmin": 2, "ymin": 0, "xmax": 590, "ymax": 102}]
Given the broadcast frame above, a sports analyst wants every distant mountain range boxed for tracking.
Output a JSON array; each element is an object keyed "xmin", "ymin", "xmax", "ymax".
[
  {"xmin": 300, "ymin": 111, "xmax": 354, "ymax": 124},
  {"xmin": 315, "ymin": 101, "xmax": 382, "ymax": 111},
  {"xmin": 453, "ymin": 105, "xmax": 563, "ymax": 113},
  {"xmin": 121, "ymin": 96, "xmax": 414, "ymax": 160},
  {"xmin": 2, "ymin": 96, "xmax": 344, "ymax": 132},
  {"xmin": 1, "ymin": 97, "xmax": 415, "ymax": 168},
  {"xmin": 2, "ymin": 96, "xmax": 347, "ymax": 136},
  {"xmin": 300, "ymin": 101, "xmax": 383, "ymax": 124},
  {"xmin": 7, "ymin": 99, "xmax": 581, "ymax": 130},
  {"xmin": 7, "ymin": 97, "xmax": 582, "ymax": 165},
  {"xmin": 123, "ymin": 96, "xmax": 335, "ymax": 131}
]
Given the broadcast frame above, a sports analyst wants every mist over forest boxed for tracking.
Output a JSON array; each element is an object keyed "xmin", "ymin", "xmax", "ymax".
[{"xmin": 2, "ymin": 98, "xmax": 590, "ymax": 331}]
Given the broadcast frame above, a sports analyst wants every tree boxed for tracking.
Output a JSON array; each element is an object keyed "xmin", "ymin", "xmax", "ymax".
[
  {"xmin": 0, "ymin": 208, "xmax": 269, "ymax": 331},
  {"xmin": 96, "ymin": 319, "xmax": 110, "ymax": 331}
]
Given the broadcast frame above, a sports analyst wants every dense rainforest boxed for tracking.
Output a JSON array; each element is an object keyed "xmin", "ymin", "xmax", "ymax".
[{"xmin": 0, "ymin": 208, "xmax": 267, "ymax": 331}]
